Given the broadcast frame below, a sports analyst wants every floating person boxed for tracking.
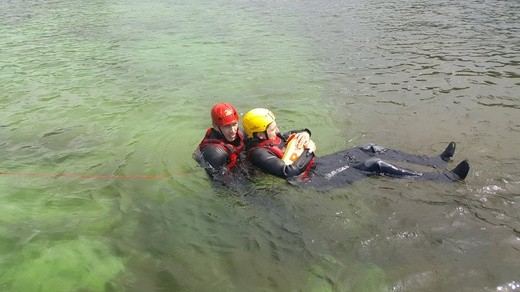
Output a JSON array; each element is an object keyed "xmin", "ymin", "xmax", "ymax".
[
  {"xmin": 242, "ymin": 108, "xmax": 469, "ymax": 188},
  {"xmin": 193, "ymin": 102, "xmax": 246, "ymax": 180}
]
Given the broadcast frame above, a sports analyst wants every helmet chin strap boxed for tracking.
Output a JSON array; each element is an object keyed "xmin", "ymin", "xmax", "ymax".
[
  {"xmin": 253, "ymin": 131, "xmax": 268, "ymax": 140},
  {"xmin": 217, "ymin": 125, "xmax": 235, "ymax": 142},
  {"xmin": 217, "ymin": 126, "xmax": 226, "ymax": 139}
]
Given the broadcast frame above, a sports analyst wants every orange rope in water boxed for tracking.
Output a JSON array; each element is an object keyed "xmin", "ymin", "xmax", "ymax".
[{"xmin": 0, "ymin": 171, "xmax": 170, "ymax": 180}]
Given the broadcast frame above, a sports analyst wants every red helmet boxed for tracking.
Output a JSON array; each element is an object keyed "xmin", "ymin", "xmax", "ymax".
[{"xmin": 211, "ymin": 102, "xmax": 239, "ymax": 126}]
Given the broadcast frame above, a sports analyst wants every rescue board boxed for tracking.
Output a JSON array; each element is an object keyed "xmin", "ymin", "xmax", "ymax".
[{"xmin": 281, "ymin": 134, "xmax": 305, "ymax": 165}]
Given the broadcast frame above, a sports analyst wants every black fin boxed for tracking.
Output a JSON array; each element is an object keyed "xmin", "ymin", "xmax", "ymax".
[{"xmin": 440, "ymin": 142, "xmax": 456, "ymax": 162}]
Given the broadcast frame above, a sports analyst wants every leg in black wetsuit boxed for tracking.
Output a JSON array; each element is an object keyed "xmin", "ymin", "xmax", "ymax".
[
  {"xmin": 300, "ymin": 142, "xmax": 469, "ymax": 188},
  {"xmin": 355, "ymin": 158, "xmax": 421, "ymax": 176},
  {"xmin": 357, "ymin": 142, "xmax": 456, "ymax": 168}
]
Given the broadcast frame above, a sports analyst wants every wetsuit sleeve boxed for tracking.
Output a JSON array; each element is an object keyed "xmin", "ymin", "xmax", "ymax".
[
  {"xmin": 249, "ymin": 147, "xmax": 314, "ymax": 179},
  {"xmin": 200, "ymin": 145, "xmax": 229, "ymax": 171}
]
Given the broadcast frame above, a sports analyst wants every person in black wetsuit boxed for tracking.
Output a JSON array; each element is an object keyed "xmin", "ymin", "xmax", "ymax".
[
  {"xmin": 242, "ymin": 108, "xmax": 470, "ymax": 187},
  {"xmin": 193, "ymin": 102, "xmax": 246, "ymax": 179}
]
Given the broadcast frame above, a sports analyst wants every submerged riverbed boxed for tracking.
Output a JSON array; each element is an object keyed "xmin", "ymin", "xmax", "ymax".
[{"xmin": 1, "ymin": 0, "xmax": 519, "ymax": 290}]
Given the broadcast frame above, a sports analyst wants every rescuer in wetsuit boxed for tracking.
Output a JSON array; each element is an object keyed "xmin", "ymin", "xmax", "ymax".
[
  {"xmin": 242, "ymin": 108, "xmax": 470, "ymax": 187},
  {"xmin": 193, "ymin": 103, "xmax": 245, "ymax": 179}
]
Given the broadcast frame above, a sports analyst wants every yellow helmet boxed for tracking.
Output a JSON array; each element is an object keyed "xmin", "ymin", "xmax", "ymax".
[{"xmin": 242, "ymin": 108, "xmax": 276, "ymax": 138}]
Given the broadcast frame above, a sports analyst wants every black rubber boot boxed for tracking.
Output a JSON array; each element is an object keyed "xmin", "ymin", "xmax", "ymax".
[
  {"xmin": 420, "ymin": 160, "xmax": 470, "ymax": 182},
  {"xmin": 449, "ymin": 159, "xmax": 470, "ymax": 180},
  {"xmin": 440, "ymin": 142, "xmax": 456, "ymax": 162}
]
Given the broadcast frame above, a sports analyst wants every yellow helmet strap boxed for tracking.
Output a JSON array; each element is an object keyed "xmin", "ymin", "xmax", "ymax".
[
  {"xmin": 254, "ymin": 122, "xmax": 273, "ymax": 140},
  {"xmin": 252, "ymin": 131, "xmax": 262, "ymax": 139}
]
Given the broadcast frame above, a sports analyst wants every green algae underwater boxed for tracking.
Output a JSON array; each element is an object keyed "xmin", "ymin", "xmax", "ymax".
[{"xmin": 0, "ymin": 0, "xmax": 341, "ymax": 290}]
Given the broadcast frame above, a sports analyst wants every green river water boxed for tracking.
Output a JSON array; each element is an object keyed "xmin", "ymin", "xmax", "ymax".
[{"xmin": 1, "ymin": 0, "xmax": 519, "ymax": 291}]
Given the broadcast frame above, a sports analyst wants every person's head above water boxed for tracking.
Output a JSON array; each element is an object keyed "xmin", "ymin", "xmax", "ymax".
[
  {"xmin": 211, "ymin": 102, "xmax": 239, "ymax": 142},
  {"xmin": 242, "ymin": 108, "xmax": 279, "ymax": 140}
]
